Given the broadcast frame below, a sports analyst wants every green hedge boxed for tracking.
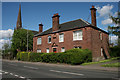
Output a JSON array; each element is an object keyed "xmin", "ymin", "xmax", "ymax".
[
  {"xmin": 29, "ymin": 52, "xmax": 44, "ymax": 62},
  {"xmin": 17, "ymin": 48, "xmax": 92, "ymax": 65},
  {"xmin": 109, "ymin": 46, "xmax": 120, "ymax": 57}
]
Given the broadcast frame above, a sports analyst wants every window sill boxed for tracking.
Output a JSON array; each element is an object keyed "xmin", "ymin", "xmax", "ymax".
[
  {"xmin": 37, "ymin": 44, "xmax": 42, "ymax": 46},
  {"xmin": 73, "ymin": 39, "xmax": 83, "ymax": 41}
]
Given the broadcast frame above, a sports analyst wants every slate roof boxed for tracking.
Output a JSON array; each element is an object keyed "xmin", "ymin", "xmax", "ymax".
[{"xmin": 34, "ymin": 18, "xmax": 107, "ymax": 37}]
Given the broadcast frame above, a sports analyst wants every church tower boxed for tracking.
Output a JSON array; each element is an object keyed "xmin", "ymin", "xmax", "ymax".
[{"xmin": 16, "ymin": 3, "xmax": 22, "ymax": 29}]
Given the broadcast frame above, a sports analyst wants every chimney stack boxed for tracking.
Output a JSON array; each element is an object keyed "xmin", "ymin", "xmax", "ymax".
[
  {"xmin": 52, "ymin": 13, "xmax": 60, "ymax": 31},
  {"xmin": 90, "ymin": 5, "xmax": 97, "ymax": 27},
  {"xmin": 39, "ymin": 23, "xmax": 43, "ymax": 33}
]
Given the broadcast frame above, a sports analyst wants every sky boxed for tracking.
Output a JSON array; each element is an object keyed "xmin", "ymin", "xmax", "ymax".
[{"xmin": 0, "ymin": 2, "xmax": 119, "ymax": 49}]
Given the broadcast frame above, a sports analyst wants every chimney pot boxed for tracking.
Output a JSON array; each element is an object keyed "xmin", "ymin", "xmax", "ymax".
[
  {"xmin": 39, "ymin": 23, "xmax": 43, "ymax": 33},
  {"xmin": 92, "ymin": 5, "xmax": 94, "ymax": 8},
  {"xmin": 52, "ymin": 13, "xmax": 60, "ymax": 31},
  {"xmin": 90, "ymin": 5, "xmax": 97, "ymax": 27}
]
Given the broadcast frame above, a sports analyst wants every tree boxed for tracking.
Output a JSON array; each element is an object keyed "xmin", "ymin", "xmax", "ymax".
[
  {"xmin": 11, "ymin": 29, "xmax": 34, "ymax": 57},
  {"xmin": 108, "ymin": 12, "xmax": 120, "ymax": 47},
  {"xmin": 2, "ymin": 43, "xmax": 9, "ymax": 50}
]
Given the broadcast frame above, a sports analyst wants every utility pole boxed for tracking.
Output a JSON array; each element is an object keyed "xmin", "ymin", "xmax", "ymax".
[{"xmin": 27, "ymin": 27, "xmax": 28, "ymax": 52}]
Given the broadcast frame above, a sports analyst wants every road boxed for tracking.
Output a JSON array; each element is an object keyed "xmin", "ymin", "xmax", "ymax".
[{"xmin": 1, "ymin": 60, "xmax": 119, "ymax": 80}]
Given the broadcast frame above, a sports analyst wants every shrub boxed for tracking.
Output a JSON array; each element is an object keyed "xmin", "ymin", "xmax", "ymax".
[
  {"xmin": 17, "ymin": 52, "xmax": 21, "ymax": 60},
  {"xmin": 29, "ymin": 52, "xmax": 44, "ymax": 62},
  {"xmin": 20, "ymin": 52, "xmax": 29, "ymax": 61},
  {"xmin": 109, "ymin": 46, "xmax": 120, "ymax": 57},
  {"xmin": 16, "ymin": 48, "xmax": 92, "ymax": 65},
  {"xmin": 40, "ymin": 48, "xmax": 92, "ymax": 65}
]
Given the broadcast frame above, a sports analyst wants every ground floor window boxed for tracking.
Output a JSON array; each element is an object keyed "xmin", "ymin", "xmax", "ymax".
[
  {"xmin": 74, "ymin": 46, "xmax": 82, "ymax": 49},
  {"xmin": 101, "ymin": 48, "xmax": 103, "ymax": 56},
  {"xmin": 46, "ymin": 48, "xmax": 49, "ymax": 53},
  {"xmin": 37, "ymin": 49, "xmax": 41, "ymax": 53},
  {"xmin": 61, "ymin": 47, "xmax": 65, "ymax": 52}
]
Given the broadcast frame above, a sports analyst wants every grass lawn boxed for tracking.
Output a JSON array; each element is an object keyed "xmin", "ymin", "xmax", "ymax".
[
  {"xmin": 81, "ymin": 57, "xmax": 120, "ymax": 66},
  {"xmin": 101, "ymin": 62, "xmax": 120, "ymax": 67}
]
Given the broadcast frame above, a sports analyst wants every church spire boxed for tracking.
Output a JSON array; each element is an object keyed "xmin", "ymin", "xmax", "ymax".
[{"xmin": 16, "ymin": 3, "xmax": 22, "ymax": 29}]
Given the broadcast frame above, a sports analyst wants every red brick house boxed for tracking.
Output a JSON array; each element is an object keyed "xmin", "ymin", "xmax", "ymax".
[{"xmin": 33, "ymin": 6, "xmax": 110, "ymax": 61}]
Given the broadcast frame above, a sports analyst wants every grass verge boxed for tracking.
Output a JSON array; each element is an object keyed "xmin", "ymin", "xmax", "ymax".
[
  {"xmin": 101, "ymin": 62, "xmax": 120, "ymax": 67},
  {"xmin": 81, "ymin": 57, "xmax": 120, "ymax": 66}
]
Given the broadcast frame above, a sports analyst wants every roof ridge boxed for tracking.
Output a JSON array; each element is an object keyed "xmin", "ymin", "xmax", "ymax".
[
  {"xmin": 60, "ymin": 19, "xmax": 81, "ymax": 25},
  {"xmin": 79, "ymin": 18, "xmax": 90, "ymax": 25}
]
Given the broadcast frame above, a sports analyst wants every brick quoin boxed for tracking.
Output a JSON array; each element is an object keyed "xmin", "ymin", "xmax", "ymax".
[{"xmin": 33, "ymin": 6, "xmax": 110, "ymax": 61}]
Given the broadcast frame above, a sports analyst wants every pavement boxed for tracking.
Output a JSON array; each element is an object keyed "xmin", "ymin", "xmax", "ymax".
[{"xmin": 1, "ymin": 59, "xmax": 119, "ymax": 80}]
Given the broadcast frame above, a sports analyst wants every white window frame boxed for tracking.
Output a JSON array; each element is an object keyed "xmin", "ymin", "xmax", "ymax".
[
  {"xmin": 59, "ymin": 33, "xmax": 64, "ymax": 42},
  {"xmin": 37, "ymin": 49, "xmax": 41, "ymax": 53},
  {"xmin": 48, "ymin": 36, "xmax": 51, "ymax": 43},
  {"xmin": 61, "ymin": 47, "xmax": 65, "ymax": 52},
  {"xmin": 100, "ymin": 33, "xmax": 102, "ymax": 40},
  {"xmin": 46, "ymin": 48, "xmax": 49, "ymax": 53},
  {"xmin": 73, "ymin": 30, "xmax": 83, "ymax": 41},
  {"xmin": 37, "ymin": 37, "xmax": 41, "ymax": 45}
]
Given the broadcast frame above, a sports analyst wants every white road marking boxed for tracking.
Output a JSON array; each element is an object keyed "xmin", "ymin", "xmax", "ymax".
[
  {"xmin": 50, "ymin": 70, "xmax": 84, "ymax": 76},
  {"xmin": 10, "ymin": 73, "xmax": 13, "ymax": 75},
  {"xmin": 14, "ymin": 75, "xmax": 19, "ymax": 77},
  {"xmin": 8, "ymin": 63, "xmax": 18, "ymax": 66},
  {"xmin": 24, "ymin": 66, "xmax": 38, "ymax": 70},
  {"xmin": 4, "ymin": 72, "xmax": 8, "ymax": 74},
  {"xmin": 0, "ymin": 73, "xmax": 2, "ymax": 75},
  {"xmin": 19, "ymin": 76, "xmax": 25, "ymax": 79}
]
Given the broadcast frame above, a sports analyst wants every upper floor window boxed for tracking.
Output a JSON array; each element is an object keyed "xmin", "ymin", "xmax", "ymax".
[
  {"xmin": 100, "ymin": 33, "xmax": 102, "ymax": 40},
  {"xmin": 37, "ymin": 37, "xmax": 41, "ymax": 45},
  {"xmin": 59, "ymin": 33, "xmax": 64, "ymax": 42},
  {"xmin": 48, "ymin": 36, "xmax": 51, "ymax": 43},
  {"xmin": 73, "ymin": 30, "xmax": 83, "ymax": 41}
]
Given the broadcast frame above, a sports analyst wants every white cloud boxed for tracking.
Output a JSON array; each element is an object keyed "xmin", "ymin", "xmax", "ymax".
[
  {"xmin": 96, "ymin": 4, "xmax": 113, "ymax": 17},
  {"xmin": 113, "ymin": 12, "xmax": 118, "ymax": 17},
  {"xmin": 0, "ymin": 39, "xmax": 11, "ymax": 49},
  {"xmin": 96, "ymin": 4, "xmax": 118, "ymax": 25},
  {"xmin": 102, "ymin": 18, "xmax": 113, "ymax": 25},
  {"xmin": 109, "ymin": 35, "xmax": 118, "ymax": 44},
  {"xmin": 0, "ymin": 29, "xmax": 14, "ymax": 39}
]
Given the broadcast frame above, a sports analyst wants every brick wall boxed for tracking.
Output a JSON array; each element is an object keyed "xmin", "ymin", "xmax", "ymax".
[{"xmin": 33, "ymin": 26, "xmax": 109, "ymax": 61}]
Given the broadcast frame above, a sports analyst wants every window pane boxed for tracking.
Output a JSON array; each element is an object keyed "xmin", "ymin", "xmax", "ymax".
[
  {"xmin": 73, "ymin": 32, "xmax": 77, "ymax": 40},
  {"xmin": 61, "ymin": 47, "xmax": 65, "ymax": 52},
  {"xmin": 37, "ymin": 38, "xmax": 41, "ymax": 45},
  {"xmin": 59, "ymin": 33, "xmax": 64, "ymax": 42},
  {"xmin": 37, "ymin": 49, "xmax": 41, "ymax": 53},
  {"xmin": 46, "ymin": 48, "xmax": 49, "ymax": 53},
  {"xmin": 48, "ymin": 36, "xmax": 51, "ymax": 43},
  {"xmin": 73, "ymin": 30, "xmax": 83, "ymax": 40},
  {"xmin": 77, "ymin": 31, "xmax": 82, "ymax": 40}
]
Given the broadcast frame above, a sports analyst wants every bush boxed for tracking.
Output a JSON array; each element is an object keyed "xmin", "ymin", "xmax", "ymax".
[
  {"xmin": 109, "ymin": 46, "xmax": 120, "ymax": 57},
  {"xmin": 41, "ymin": 48, "xmax": 92, "ymax": 65},
  {"xmin": 21, "ymin": 52, "xmax": 29, "ymax": 61},
  {"xmin": 29, "ymin": 52, "xmax": 44, "ymax": 62},
  {"xmin": 16, "ymin": 48, "xmax": 92, "ymax": 65},
  {"xmin": 17, "ymin": 52, "xmax": 21, "ymax": 60}
]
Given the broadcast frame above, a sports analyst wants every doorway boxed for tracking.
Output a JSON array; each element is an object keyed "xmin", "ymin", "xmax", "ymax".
[{"xmin": 53, "ymin": 48, "xmax": 57, "ymax": 53}]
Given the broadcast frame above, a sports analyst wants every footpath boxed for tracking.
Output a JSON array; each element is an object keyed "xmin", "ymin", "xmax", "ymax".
[{"xmin": 2, "ymin": 59, "xmax": 119, "ymax": 72}]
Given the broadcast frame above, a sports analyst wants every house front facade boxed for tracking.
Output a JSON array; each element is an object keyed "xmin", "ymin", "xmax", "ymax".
[{"xmin": 33, "ymin": 6, "xmax": 110, "ymax": 61}]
